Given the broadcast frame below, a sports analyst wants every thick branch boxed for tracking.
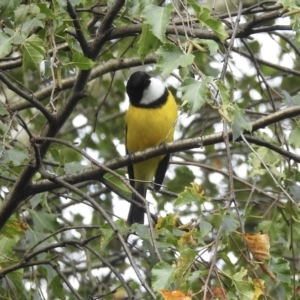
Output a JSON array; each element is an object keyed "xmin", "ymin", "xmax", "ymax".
[
  {"xmin": 9, "ymin": 54, "xmax": 158, "ymax": 112},
  {"xmin": 90, "ymin": 0, "xmax": 125, "ymax": 58},
  {"xmin": 0, "ymin": 8, "xmax": 292, "ymax": 71},
  {"xmin": 22, "ymin": 105, "xmax": 300, "ymax": 198}
]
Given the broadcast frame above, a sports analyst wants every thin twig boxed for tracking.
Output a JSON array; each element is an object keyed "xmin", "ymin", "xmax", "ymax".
[
  {"xmin": 240, "ymin": 133, "xmax": 298, "ymax": 208},
  {"xmin": 38, "ymin": 167, "xmax": 156, "ymax": 299},
  {"xmin": 0, "ymin": 72, "xmax": 54, "ymax": 123}
]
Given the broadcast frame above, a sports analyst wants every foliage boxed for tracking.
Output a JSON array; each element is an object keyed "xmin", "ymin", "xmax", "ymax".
[{"xmin": 0, "ymin": 0, "xmax": 300, "ymax": 299}]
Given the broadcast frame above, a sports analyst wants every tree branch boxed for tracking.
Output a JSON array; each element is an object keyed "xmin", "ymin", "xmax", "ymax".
[
  {"xmin": 66, "ymin": 0, "xmax": 90, "ymax": 57},
  {"xmin": 9, "ymin": 54, "xmax": 158, "ymax": 112},
  {"xmin": 0, "ymin": 72, "xmax": 54, "ymax": 123},
  {"xmin": 21, "ymin": 104, "xmax": 300, "ymax": 199},
  {"xmin": 90, "ymin": 0, "xmax": 125, "ymax": 58},
  {"xmin": 232, "ymin": 46, "xmax": 300, "ymax": 77}
]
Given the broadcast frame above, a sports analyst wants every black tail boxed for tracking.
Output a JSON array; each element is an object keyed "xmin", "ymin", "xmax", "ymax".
[{"xmin": 127, "ymin": 185, "xmax": 147, "ymax": 225}]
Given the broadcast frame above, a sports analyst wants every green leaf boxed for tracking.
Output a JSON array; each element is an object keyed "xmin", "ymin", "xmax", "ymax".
[
  {"xmin": 29, "ymin": 210, "xmax": 59, "ymax": 232},
  {"xmin": 37, "ymin": 266, "xmax": 48, "ymax": 279},
  {"xmin": 187, "ymin": 269, "xmax": 206, "ymax": 286},
  {"xmin": 21, "ymin": 18, "xmax": 44, "ymax": 37},
  {"xmin": 174, "ymin": 248, "xmax": 198, "ymax": 282},
  {"xmin": 216, "ymin": 79, "xmax": 231, "ymax": 106},
  {"xmin": 157, "ymin": 44, "xmax": 194, "ymax": 78},
  {"xmin": 178, "ymin": 77, "xmax": 212, "ymax": 114},
  {"xmin": 141, "ymin": 3, "xmax": 173, "ymax": 42},
  {"xmin": 0, "ymin": 32, "xmax": 12, "ymax": 58},
  {"xmin": 248, "ymin": 152, "xmax": 266, "ymax": 177},
  {"xmin": 30, "ymin": 194, "xmax": 47, "ymax": 210},
  {"xmin": 290, "ymin": 183, "xmax": 300, "ymax": 202},
  {"xmin": 14, "ymin": 4, "xmax": 40, "ymax": 24},
  {"xmin": 7, "ymin": 269, "xmax": 28, "ymax": 298},
  {"xmin": 256, "ymin": 147, "xmax": 280, "ymax": 166},
  {"xmin": 269, "ymin": 257, "xmax": 291, "ymax": 282},
  {"xmin": 199, "ymin": 219, "xmax": 212, "ymax": 238},
  {"xmin": 152, "ymin": 261, "xmax": 175, "ymax": 292},
  {"xmin": 257, "ymin": 218, "xmax": 283, "ymax": 243},
  {"xmin": 289, "ymin": 126, "xmax": 300, "ymax": 147},
  {"xmin": 230, "ymin": 268, "xmax": 255, "ymax": 300},
  {"xmin": 2, "ymin": 216, "xmax": 25, "ymax": 238},
  {"xmin": 282, "ymin": 90, "xmax": 300, "ymax": 106},
  {"xmin": 4, "ymin": 148, "xmax": 28, "ymax": 165},
  {"xmin": 221, "ymin": 213, "xmax": 239, "ymax": 235},
  {"xmin": 114, "ymin": 219, "xmax": 130, "ymax": 236},
  {"xmin": 22, "ymin": 34, "xmax": 45, "ymax": 71},
  {"xmin": 0, "ymin": 242, "xmax": 27, "ymax": 296},
  {"xmin": 134, "ymin": 223, "xmax": 155, "ymax": 241},
  {"xmin": 49, "ymin": 148, "xmax": 65, "ymax": 165},
  {"xmin": 192, "ymin": 38, "xmax": 219, "ymax": 55},
  {"xmin": 71, "ymin": 52, "xmax": 97, "ymax": 70},
  {"xmin": 64, "ymin": 161, "xmax": 86, "ymax": 174},
  {"xmin": 25, "ymin": 230, "xmax": 50, "ymax": 248},
  {"xmin": 187, "ymin": 0, "xmax": 228, "ymax": 41},
  {"xmin": 99, "ymin": 224, "xmax": 115, "ymax": 253},
  {"xmin": 104, "ymin": 170, "xmax": 131, "ymax": 198},
  {"xmin": 50, "ymin": 275, "xmax": 66, "ymax": 300},
  {"xmin": 137, "ymin": 23, "xmax": 160, "ymax": 62},
  {"xmin": 167, "ymin": 166, "xmax": 195, "ymax": 193},
  {"xmin": 0, "ymin": 0, "xmax": 22, "ymax": 19},
  {"xmin": 125, "ymin": 0, "xmax": 155, "ymax": 18},
  {"xmin": 231, "ymin": 106, "xmax": 252, "ymax": 141},
  {"xmin": 0, "ymin": 101, "xmax": 8, "ymax": 115},
  {"xmin": 36, "ymin": 2, "xmax": 56, "ymax": 18},
  {"xmin": 0, "ymin": 236, "xmax": 17, "ymax": 262},
  {"xmin": 174, "ymin": 183, "xmax": 205, "ymax": 207}
]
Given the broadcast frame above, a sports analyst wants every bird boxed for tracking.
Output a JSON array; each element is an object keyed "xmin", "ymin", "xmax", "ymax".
[{"xmin": 125, "ymin": 71, "xmax": 178, "ymax": 225}]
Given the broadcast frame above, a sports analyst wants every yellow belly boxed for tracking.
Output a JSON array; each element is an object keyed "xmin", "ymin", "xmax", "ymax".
[{"xmin": 125, "ymin": 91, "xmax": 177, "ymax": 182}]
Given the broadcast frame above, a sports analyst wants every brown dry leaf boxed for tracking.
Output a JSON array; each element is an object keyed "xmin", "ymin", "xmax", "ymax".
[
  {"xmin": 240, "ymin": 232, "xmax": 276, "ymax": 282},
  {"xmin": 252, "ymin": 279, "xmax": 264, "ymax": 300},
  {"xmin": 178, "ymin": 228, "xmax": 198, "ymax": 246},
  {"xmin": 241, "ymin": 232, "xmax": 270, "ymax": 262},
  {"xmin": 160, "ymin": 289, "xmax": 193, "ymax": 300},
  {"xmin": 259, "ymin": 263, "xmax": 277, "ymax": 282},
  {"xmin": 205, "ymin": 286, "xmax": 228, "ymax": 300},
  {"xmin": 213, "ymin": 157, "xmax": 223, "ymax": 169},
  {"xmin": 16, "ymin": 220, "xmax": 28, "ymax": 231}
]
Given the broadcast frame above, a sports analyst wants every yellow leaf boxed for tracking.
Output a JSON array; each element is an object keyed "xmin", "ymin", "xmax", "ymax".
[
  {"xmin": 191, "ymin": 182, "xmax": 204, "ymax": 196},
  {"xmin": 155, "ymin": 214, "xmax": 180, "ymax": 231},
  {"xmin": 160, "ymin": 289, "xmax": 192, "ymax": 300},
  {"xmin": 178, "ymin": 228, "xmax": 198, "ymax": 246},
  {"xmin": 252, "ymin": 279, "xmax": 264, "ymax": 300}
]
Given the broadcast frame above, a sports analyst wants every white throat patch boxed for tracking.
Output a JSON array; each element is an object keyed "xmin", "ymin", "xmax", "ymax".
[{"xmin": 140, "ymin": 78, "xmax": 166, "ymax": 105}]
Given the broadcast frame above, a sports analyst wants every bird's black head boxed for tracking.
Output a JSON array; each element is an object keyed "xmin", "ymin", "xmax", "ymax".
[{"xmin": 126, "ymin": 71, "xmax": 151, "ymax": 106}]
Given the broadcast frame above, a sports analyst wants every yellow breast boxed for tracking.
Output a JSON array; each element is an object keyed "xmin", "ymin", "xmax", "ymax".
[{"xmin": 125, "ymin": 91, "xmax": 177, "ymax": 153}]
